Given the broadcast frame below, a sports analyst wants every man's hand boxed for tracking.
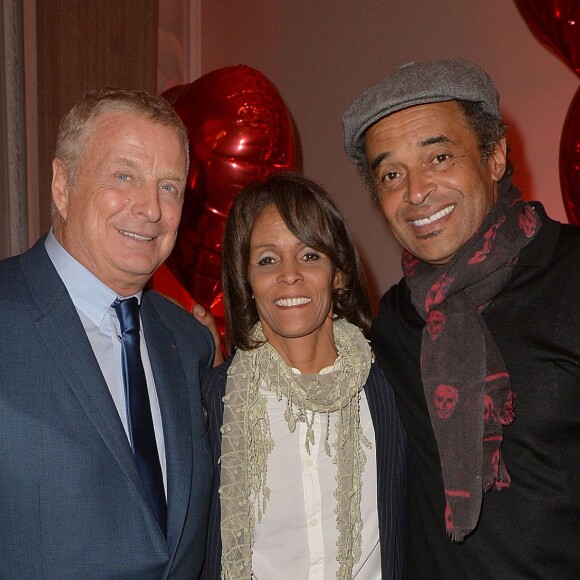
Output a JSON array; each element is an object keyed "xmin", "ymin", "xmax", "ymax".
[{"xmin": 192, "ymin": 304, "xmax": 224, "ymax": 367}]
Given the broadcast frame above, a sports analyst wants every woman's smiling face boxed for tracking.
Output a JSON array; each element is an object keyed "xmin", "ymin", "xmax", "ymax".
[{"xmin": 247, "ymin": 205, "xmax": 339, "ymax": 353}]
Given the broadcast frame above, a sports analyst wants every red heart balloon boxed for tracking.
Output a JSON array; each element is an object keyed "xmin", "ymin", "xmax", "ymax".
[
  {"xmin": 560, "ymin": 85, "xmax": 580, "ymax": 223},
  {"xmin": 514, "ymin": 0, "xmax": 580, "ymax": 223},
  {"xmin": 514, "ymin": 0, "xmax": 580, "ymax": 76},
  {"xmin": 151, "ymin": 66, "xmax": 296, "ymax": 344}
]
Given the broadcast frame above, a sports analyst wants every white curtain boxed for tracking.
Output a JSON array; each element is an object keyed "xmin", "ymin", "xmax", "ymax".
[{"xmin": 0, "ymin": 0, "xmax": 28, "ymax": 259}]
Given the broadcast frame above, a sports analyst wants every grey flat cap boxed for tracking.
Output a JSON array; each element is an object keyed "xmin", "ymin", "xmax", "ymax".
[{"xmin": 343, "ymin": 59, "xmax": 501, "ymax": 164}]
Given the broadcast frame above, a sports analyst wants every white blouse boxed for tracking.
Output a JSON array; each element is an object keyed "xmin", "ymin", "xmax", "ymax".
[{"xmin": 252, "ymin": 363, "xmax": 381, "ymax": 579}]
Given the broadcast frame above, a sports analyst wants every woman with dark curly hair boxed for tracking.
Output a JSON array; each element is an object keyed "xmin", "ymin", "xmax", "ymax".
[{"xmin": 202, "ymin": 172, "xmax": 408, "ymax": 580}]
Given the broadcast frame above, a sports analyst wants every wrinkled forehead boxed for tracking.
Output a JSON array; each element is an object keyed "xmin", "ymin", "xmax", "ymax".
[{"xmin": 362, "ymin": 100, "xmax": 475, "ymax": 162}]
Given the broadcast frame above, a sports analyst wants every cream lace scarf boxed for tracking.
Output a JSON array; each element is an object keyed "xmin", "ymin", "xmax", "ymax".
[{"xmin": 219, "ymin": 318, "xmax": 372, "ymax": 579}]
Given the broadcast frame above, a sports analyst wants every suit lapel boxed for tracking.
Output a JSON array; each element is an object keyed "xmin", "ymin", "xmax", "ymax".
[
  {"xmin": 21, "ymin": 240, "xmax": 163, "ymax": 533},
  {"xmin": 363, "ymin": 368, "xmax": 386, "ymax": 531},
  {"xmin": 141, "ymin": 297, "xmax": 193, "ymax": 561}
]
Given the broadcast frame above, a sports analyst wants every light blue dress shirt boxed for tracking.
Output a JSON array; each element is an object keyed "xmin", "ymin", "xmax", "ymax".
[{"xmin": 44, "ymin": 230, "xmax": 167, "ymax": 494}]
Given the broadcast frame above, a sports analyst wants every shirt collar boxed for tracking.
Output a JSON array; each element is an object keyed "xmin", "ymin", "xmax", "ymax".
[{"xmin": 45, "ymin": 229, "xmax": 142, "ymax": 326}]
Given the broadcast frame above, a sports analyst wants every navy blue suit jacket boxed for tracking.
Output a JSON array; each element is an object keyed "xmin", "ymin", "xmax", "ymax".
[
  {"xmin": 201, "ymin": 359, "xmax": 409, "ymax": 579},
  {"xmin": 0, "ymin": 238, "xmax": 214, "ymax": 578}
]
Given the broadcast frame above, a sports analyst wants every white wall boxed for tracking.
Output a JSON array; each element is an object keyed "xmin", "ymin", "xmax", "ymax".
[{"xmin": 199, "ymin": 0, "xmax": 578, "ymax": 308}]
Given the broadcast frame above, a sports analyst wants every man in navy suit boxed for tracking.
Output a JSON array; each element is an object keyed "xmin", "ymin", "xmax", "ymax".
[
  {"xmin": 0, "ymin": 88, "xmax": 215, "ymax": 578},
  {"xmin": 343, "ymin": 59, "xmax": 580, "ymax": 579}
]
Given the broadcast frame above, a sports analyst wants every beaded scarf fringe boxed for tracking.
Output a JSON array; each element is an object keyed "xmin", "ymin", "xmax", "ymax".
[{"xmin": 219, "ymin": 319, "xmax": 372, "ymax": 579}]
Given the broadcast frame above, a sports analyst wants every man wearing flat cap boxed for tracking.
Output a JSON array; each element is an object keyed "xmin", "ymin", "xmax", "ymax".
[{"xmin": 343, "ymin": 59, "xmax": 580, "ymax": 578}]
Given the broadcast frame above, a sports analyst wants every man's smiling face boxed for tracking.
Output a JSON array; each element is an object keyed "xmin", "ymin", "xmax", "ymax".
[
  {"xmin": 52, "ymin": 111, "xmax": 187, "ymax": 296},
  {"xmin": 364, "ymin": 100, "xmax": 506, "ymax": 265}
]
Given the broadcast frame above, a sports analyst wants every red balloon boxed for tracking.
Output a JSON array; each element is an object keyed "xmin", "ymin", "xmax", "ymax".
[
  {"xmin": 514, "ymin": 1, "xmax": 580, "ymax": 75},
  {"xmin": 152, "ymin": 66, "xmax": 296, "ymax": 343},
  {"xmin": 560, "ymin": 85, "xmax": 580, "ymax": 223},
  {"xmin": 514, "ymin": 0, "xmax": 580, "ymax": 223}
]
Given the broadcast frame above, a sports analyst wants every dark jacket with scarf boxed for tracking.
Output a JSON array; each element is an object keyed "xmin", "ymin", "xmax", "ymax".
[
  {"xmin": 372, "ymin": 203, "xmax": 580, "ymax": 579},
  {"xmin": 201, "ymin": 359, "xmax": 409, "ymax": 579}
]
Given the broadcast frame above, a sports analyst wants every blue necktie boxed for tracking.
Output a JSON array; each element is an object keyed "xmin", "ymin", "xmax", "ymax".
[{"xmin": 113, "ymin": 297, "xmax": 167, "ymax": 537}]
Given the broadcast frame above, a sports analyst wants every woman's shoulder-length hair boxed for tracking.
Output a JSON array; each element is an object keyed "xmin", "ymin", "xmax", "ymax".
[{"xmin": 222, "ymin": 171, "xmax": 372, "ymax": 352}]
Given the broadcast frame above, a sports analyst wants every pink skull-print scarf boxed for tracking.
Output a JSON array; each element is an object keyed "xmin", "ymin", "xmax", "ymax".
[{"xmin": 403, "ymin": 176, "xmax": 540, "ymax": 541}]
